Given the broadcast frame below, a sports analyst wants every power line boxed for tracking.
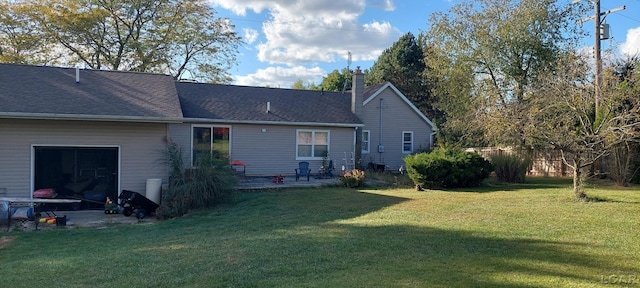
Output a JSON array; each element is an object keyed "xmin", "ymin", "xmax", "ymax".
[
  {"xmin": 617, "ymin": 13, "xmax": 640, "ymax": 23},
  {"xmin": 225, "ymin": 17, "xmax": 398, "ymax": 35}
]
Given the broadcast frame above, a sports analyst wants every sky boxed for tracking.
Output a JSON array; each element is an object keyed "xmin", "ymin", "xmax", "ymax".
[{"xmin": 207, "ymin": 0, "xmax": 640, "ymax": 88}]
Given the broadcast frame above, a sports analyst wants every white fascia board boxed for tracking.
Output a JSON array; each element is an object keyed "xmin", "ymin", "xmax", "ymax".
[{"xmin": 184, "ymin": 118, "xmax": 365, "ymax": 128}]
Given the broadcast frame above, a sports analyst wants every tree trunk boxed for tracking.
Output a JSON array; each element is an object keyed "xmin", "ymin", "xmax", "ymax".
[{"xmin": 573, "ymin": 156, "xmax": 587, "ymax": 200}]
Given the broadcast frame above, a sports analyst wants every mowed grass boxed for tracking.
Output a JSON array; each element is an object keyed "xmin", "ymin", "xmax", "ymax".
[{"xmin": 1, "ymin": 177, "xmax": 639, "ymax": 287}]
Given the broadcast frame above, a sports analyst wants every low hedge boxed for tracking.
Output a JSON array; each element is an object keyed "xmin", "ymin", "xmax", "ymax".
[{"xmin": 404, "ymin": 148, "xmax": 493, "ymax": 189}]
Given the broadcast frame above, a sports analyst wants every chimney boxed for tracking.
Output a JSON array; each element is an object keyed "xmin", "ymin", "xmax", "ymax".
[
  {"xmin": 351, "ymin": 66, "xmax": 364, "ymax": 115},
  {"xmin": 351, "ymin": 66, "xmax": 364, "ymax": 170}
]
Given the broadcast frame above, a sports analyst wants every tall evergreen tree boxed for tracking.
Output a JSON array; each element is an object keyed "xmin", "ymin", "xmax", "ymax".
[{"xmin": 365, "ymin": 32, "xmax": 439, "ymax": 121}]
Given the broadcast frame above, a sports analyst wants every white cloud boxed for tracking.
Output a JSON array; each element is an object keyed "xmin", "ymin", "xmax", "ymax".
[
  {"xmin": 243, "ymin": 28, "xmax": 259, "ymax": 44},
  {"xmin": 208, "ymin": 0, "xmax": 274, "ymax": 16},
  {"xmin": 234, "ymin": 66, "xmax": 326, "ymax": 87},
  {"xmin": 370, "ymin": 0, "xmax": 396, "ymax": 11},
  {"xmin": 621, "ymin": 27, "xmax": 640, "ymax": 56},
  {"xmin": 210, "ymin": 0, "xmax": 401, "ymax": 66},
  {"xmin": 577, "ymin": 45, "xmax": 593, "ymax": 59}
]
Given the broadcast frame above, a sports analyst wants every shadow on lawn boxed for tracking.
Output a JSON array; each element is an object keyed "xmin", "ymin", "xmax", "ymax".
[
  {"xmin": 246, "ymin": 225, "xmax": 610, "ymax": 287},
  {"xmin": 208, "ymin": 189, "xmax": 627, "ymax": 287}
]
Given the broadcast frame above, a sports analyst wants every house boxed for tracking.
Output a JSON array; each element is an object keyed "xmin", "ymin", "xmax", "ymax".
[
  {"xmin": 0, "ymin": 63, "xmax": 434, "ymax": 202},
  {"xmin": 172, "ymin": 68, "xmax": 435, "ymax": 176},
  {"xmin": 353, "ymin": 71, "xmax": 436, "ymax": 170},
  {"xmin": 0, "ymin": 64, "xmax": 182, "ymax": 202}
]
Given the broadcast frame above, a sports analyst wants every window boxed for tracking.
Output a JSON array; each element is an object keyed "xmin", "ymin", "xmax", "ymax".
[
  {"xmin": 297, "ymin": 130, "xmax": 329, "ymax": 159},
  {"xmin": 192, "ymin": 126, "xmax": 230, "ymax": 166},
  {"xmin": 402, "ymin": 131, "xmax": 413, "ymax": 154},
  {"xmin": 362, "ymin": 130, "xmax": 370, "ymax": 153}
]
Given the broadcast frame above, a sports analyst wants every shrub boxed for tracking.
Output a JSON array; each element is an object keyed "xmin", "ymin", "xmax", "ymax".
[
  {"xmin": 489, "ymin": 153, "xmax": 531, "ymax": 183},
  {"xmin": 404, "ymin": 148, "xmax": 493, "ymax": 189},
  {"xmin": 341, "ymin": 169, "xmax": 366, "ymax": 188},
  {"xmin": 607, "ymin": 142, "xmax": 639, "ymax": 186},
  {"xmin": 156, "ymin": 143, "xmax": 236, "ymax": 220}
]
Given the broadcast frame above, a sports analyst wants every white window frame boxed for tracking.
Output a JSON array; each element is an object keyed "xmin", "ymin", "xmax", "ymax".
[
  {"xmin": 296, "ymin": 129, "xmax": 330, "ymax": 160},
  {"xmin": 402, "ymin": 131, "xmax": 414, "ymax": 154},
  {"xmin": 191, "ymin": 124, "xmax": 231, "ymax": 166},
  {"xmin": 362, "ymin": 130, "xmax": 370, "ymax": 154}
]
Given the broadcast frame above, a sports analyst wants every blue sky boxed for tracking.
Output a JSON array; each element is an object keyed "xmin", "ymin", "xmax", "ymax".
[{"xmin": 208, "ymin": 0, "xmax": 640, "ymax": 88}]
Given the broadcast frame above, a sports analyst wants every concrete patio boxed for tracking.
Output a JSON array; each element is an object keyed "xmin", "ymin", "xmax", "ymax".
[
  {"xmin": 2, "ymin": 176, "xmax": 342, "ymax": 231},
  {"xmin": 3, "ymin": 210, "xmax": 155, "ymax": 232},
  {"xmin": 236, "ymin": 175, "xmax": 341, "ymax": 190}
]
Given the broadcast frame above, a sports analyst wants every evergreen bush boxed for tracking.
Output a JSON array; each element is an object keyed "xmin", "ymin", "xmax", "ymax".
[{"xmin": 404, "ymin": 148, "xmax": 493, "ymax": 189}]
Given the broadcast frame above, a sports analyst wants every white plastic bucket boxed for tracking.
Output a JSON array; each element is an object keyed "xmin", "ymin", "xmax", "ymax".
[{"xmin": 145, "ymin": 178, "xmax": 162, "ymax": 204}]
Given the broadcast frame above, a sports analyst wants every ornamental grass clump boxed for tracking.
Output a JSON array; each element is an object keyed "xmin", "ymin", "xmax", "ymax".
[
  {"xmin": 489, "ymin": 153, "xmax": 532, "ymax": 183},
  {"xmin": 156, "ymin": 142, "xmax": 236, "ymax": 220},
  {"xmin": 341, "ymin": 169, "xmax": 366, "ymax": 188}
]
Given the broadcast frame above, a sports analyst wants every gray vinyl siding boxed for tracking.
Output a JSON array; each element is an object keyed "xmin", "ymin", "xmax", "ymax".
[
  {"xmin": 232, "ymin": 124, "xmax": 354, "ymax": 176},
  {"xmin": 360, "ymin": 87, "xmax": 434, "ymax": 170},
  {"xmin": 170, "ymin": 122, "xmax": 355, "ymax": 177},
  {"xmin": 167, "ymin": 123, "xmax": 192, "ymax": 169},
  {"xmin": 0, "ymin": 119, "xmax": 168, "ymax": 198}
]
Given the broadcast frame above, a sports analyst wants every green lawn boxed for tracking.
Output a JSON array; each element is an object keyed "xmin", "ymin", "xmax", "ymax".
[{"xmin": 1, "ymin": 177, "xmax": 639, "ymax": 287}]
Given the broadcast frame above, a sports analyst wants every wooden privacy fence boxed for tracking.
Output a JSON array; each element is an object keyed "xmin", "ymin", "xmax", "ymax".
[{"xmin": 465, "ymin": 147, "xmax": 570, "ymax": 177}]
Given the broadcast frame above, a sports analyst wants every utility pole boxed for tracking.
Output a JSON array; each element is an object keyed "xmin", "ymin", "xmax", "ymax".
[
  {"xmin": 574, "ymin": 0, "xmax": 625, "ymax": 113},
  {"xmin": 594, "ymin": 0, "xmax": 601, "ymax": 113},
  {"xmin": 342, "ymin": 51, "xmax": 352, "ymax": 93}
]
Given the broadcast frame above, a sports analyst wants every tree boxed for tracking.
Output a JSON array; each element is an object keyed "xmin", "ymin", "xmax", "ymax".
[
  {"xmin": 0, "ymin": 1, "xmax": 58, "ymax": 64},
  {"xmin": 318, "ymin": 68, "xmax": 351, "ymax": 92},
  {"xmin": 291, "ymin": 79, "xmax": 318, "ymax": 90},
  {"xmin": 526, "ymin": 53, "xmax": 640, "ymax": 199},
  {"xmin": 291, "ymin": 79, "xmax": 306, "ymax": 90},
  {"xmin": 3, "ymin": 0, "xmax": 241, "ymax": 83},
  {"xmin": 421, "ymin": 42, "xmax": 483, "ymax": 146},
  {"xmin": 604, "ymin": 56, "xmax": 640, "ymax": 186},
  {"xmin": 420, "ymin": 0, "xmax": 640, "ymax": 198},
  {"xmin": 423, "ymin": 0, "xmax": 586, "ymax": 146},
  {"xmin": 366, "ymin": 32, "xmax": 439, "ymax": 121}
]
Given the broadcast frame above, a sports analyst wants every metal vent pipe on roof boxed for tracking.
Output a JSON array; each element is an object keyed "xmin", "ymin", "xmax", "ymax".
[
  {"xmin": 266, "ymin": 101, "xmax": 271, "ymax": 113},
  {"xmin": 76, "ymin": 67, "xmax": 80, "ymax": 83}
]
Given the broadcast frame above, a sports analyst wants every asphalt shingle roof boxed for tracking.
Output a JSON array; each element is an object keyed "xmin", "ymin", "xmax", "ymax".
[
  {"xmin": 363, "ymin": 83, "xmax": 386, "ymax": 100},
  {"xmin": 0, "ymin": 63, "xmax": 183, "ymax": 120},
  {"xmin": 176, "ymin": 82, "xmax": 363, "ymax": 126},
  {"xmin": 0, "ymin": 63, "xmax": 372, "ymax": 126}
]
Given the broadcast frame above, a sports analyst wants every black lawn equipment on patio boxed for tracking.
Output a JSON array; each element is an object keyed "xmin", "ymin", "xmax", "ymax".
[{"xmin": 118, "ymin": 190, "xmax": 159, "ymax": 219}]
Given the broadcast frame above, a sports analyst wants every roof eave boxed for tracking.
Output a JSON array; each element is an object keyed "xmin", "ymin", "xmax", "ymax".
[
  {"xmin": 0, "ymin": 112, "xmax": 184, "ymax": 123},
  {"xmin": 184, "ymin": 118, "xmax": 364, "ymax": 128}
]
